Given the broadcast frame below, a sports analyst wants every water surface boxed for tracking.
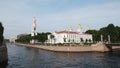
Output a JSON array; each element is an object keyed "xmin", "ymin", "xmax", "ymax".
[{"xmin": 6, "ymin": 44, "xmax": 120, "ymax": 68}]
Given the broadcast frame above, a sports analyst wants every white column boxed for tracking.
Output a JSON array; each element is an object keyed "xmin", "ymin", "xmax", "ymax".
[
  {"xmin": 101, "ymin": 34, "xmax": 103, "ymax": 42},
  {"xmin": 108, "ymin": 35, "xmax": 111, "ymax": 43}
]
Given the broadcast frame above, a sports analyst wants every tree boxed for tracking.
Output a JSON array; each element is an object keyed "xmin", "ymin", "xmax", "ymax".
[
  {"xmin": 85, "ymin": 39, "xmax": 88, "ymax": 43},
  {"xmin": 50, "ymin": 34, "xmax": 55, "ymax": 44},
  {"xmin": 63, "ymin": 35, "xmax": 66, "ymax": 43},
  {"xmin": 80, "ymin": 38, "xmax": 84, "ymax": 43},
  {"xmin": 0, "ymin": 22, "xmax": 4, "ymax": 45},
  {"xmin": 63, "ymin": 38, "xmax": 66, "ymax": 43},
  {"xmin": 16, "ymin": 32, "xmax": 51, "ymax": 43},
  {"xmin": 85, "ymin": 30, "xmax": 100, "ymax": 42},
  {"xmin": 88, "ymin": 39, "xmax": 92, "ymax": 43},
  {"xmin": 116, "ymin": 26, "xmax": 120, "ymax": 42},
  {"xmin": 15, "ymin": 35, "xmax": 32, "ymax": 43},
  {"xmin": 99, "ymin": 24, "xmax": 119, "ymax": 42},
  {"xmin": 85, "ymin": 23, "xmax": 120, "ymax": 43}
]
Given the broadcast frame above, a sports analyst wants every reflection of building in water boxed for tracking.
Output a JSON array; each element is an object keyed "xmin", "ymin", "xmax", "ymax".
[{"xmin": 47, "ymin": 24, "xmax": 93, "ymax": 44}]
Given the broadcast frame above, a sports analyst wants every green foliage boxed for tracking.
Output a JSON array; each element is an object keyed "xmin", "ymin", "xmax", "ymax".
[
  {"xmin": 16, "ymin": 35, "xmax": 32, "ymax": 43},
  {"xmin": 0, "ymin": 22, "xmax": 4, "ymax": 45},
  {"xmin": 80, "ymin": 38, "xmax": 84, "ymax": 42},
  {"xmin": 50, "ymin": 35, "xmax": 54, "ymax": 39},
  {"xmin": 99, "ymin": 24, "xmax": 119, "ymax": 42},
  {"xmin": 86, "ymin": 30, "xmax": 100, "ymax": 42},
  {"xmin": 34, "ymin": 32, "xmax": 51, "ymax": 43},
  {"xmin": 85, "ymin": 24, "xmax": 120, "ymax": 43},
  {"xmin": 16, "ymin": 32, "xmax": 51, "ymax": 43}
]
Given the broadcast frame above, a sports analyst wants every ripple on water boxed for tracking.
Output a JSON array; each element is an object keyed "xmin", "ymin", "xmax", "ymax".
[{"xmin": 6, "ymin": 44, "xmax": 120, "ymax": 68}]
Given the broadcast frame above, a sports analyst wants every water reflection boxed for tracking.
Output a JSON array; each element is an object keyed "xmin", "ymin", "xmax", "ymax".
[{"xmin": 5, "ymin": 44, "xmax": 120, "ymax": 68}]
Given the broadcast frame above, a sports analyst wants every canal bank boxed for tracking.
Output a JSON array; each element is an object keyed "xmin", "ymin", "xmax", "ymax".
[{"xmin": 15, "ymin": 42, "xmax": 112, "ymax": 52}]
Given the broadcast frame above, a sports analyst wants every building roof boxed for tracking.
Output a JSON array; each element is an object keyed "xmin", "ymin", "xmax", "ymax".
[{"xmin": 55, "ymin": 31, "xmax": 79, "ymax": 34}]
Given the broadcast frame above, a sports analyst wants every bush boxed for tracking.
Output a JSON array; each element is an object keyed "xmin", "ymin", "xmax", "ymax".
[{"xmin": 0, "ymin": 22, "xmax": 4, "ymax": 45}]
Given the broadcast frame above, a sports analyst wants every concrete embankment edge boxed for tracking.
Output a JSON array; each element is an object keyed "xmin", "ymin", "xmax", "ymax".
[{"xmin": 14, "ymin": 42, "xmax": 112, "ymax": 52}]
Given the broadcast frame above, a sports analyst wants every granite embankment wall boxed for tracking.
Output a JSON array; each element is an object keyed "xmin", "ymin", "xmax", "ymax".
[
  {"xmin": 112, "ymin": 46, "xmax": 120, "ymax": 49},
  {"xmin": 16, "ymin": 44, "xmax": 92, "ymax": 52},
  {"xmin": 15, "ymin": 42, "xmax": 112, "ymax": 52},
  {"xmin": 0, "ymin": 44, "xmax": 8, "ymax": 65},
  {"xmin": 106, "ymin": 44, "xmax": 120, "ymax": 51}
]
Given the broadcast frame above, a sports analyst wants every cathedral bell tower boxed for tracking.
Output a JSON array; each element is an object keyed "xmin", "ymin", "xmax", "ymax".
[
  {"xmin": 31, "ymin": 17, "xmax": 37, "ymax": 36},
  {"xmin": 30, "ymin": 17, "xmax": 38, "ymax": 44}
]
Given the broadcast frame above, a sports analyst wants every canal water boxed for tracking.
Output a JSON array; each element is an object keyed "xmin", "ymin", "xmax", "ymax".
[{"xmin": 5, "ymin": 44, "xmax": 120, "ymax": 68}]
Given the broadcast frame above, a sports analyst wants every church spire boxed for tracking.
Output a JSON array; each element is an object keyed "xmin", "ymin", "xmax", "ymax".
[
  {"xmin": 33, "ymin": 16, "xmax": 37, "ymax": 30},
  {"xmin": 77, "ymin": 23, "xmax": 82, "ymax": 34},
  {"xmin": 31, "ymin": 16, "xmax": 37, "ymax": 36}
]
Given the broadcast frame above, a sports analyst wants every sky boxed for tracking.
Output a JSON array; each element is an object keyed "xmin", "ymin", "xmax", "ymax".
[{"xmin": 0, "ymin": 0, "xmax": 120, "ymax": 39}]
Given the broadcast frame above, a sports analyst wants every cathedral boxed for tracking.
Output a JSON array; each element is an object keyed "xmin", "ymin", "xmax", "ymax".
[
  {"xmin": 47, "ymin": 24, "xmax": 93, "ymax": 44},
  {"xmin": 30, "ymin": 17, "xmax": 92, "ymax": 44}
]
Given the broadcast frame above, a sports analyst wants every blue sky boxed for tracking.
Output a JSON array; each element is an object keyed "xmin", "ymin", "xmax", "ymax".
[{"xmin": 0, "ymin": 0, "xmax": 120, "ymax": 39}]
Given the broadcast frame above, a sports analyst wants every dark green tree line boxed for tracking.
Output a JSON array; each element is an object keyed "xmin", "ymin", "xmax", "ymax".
[
  {"xmin": 86, "ymin": 24, "xmax": 120, "ymax": 43},
  {"xmin": 33, "ymin": 32, "xmax": 51, "ymax": 43},
  {"xmin": 16, "ymin": 32, "xmax": 51, "ymax": 43},
  {"xmin": 15, "ymin": 34, "xmax": 32, "ymax": 43}
]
